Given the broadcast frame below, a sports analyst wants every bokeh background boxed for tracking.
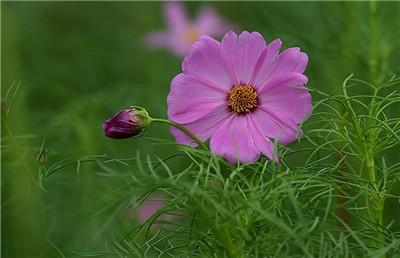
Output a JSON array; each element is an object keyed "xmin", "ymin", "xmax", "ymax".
[{"xmin": 2, "ymin": 1, "xmax": 400, "ymax": 257}]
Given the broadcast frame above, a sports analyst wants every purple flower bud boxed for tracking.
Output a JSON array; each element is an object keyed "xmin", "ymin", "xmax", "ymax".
[
  {"xmin": 102, "ymin": 107, "xmax": 151, "ymax": 139},
  {"xmin": 34, "ymin": 140, "xmax": 50, "ymax": 166},
  {"xmin": 37, "ymin": 154, "xmax": 47, "ymax": 165}
]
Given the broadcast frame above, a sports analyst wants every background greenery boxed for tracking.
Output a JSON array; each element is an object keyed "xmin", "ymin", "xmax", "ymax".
[{"xmin": 2, "ymin": 1, "xmax": 399, "ymax": 257}]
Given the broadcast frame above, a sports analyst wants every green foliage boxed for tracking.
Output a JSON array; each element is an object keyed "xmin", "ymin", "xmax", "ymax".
[{"xmin": 39, "ymin": 76, "xmax": 400, "ymax": 257}]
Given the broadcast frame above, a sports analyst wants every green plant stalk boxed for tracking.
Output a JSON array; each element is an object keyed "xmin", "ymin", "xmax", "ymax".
[
  {"xmin": 2, "ymin": 121, "xmax": 38, "ymax": 186},
  {"xmin": 342, "ymin": 76, "xmax": 386, "ymax": 253},
  {"xmin": 369, "ymin": 0, "xmax": 379, "ymax": 85},
  {"xmin": 2, "ymin": 120, "xmax": 49, "ymax": 257},
  {"xmin": 365, "ymin": 83, "xmax": 385, "ymax": 253},
  {"xmin": 183, "ymin": 193, "xmax": 240, "ymax": 257},
  {"xmin": 152, "ymin": 118, "xmax": 229, "ymax": 254},
  {"xmin": 38, "ymin": 165, "xmax": 42, "ymax": 181},
  {"xmin": 37, "ymin": 165, "xmax": 49, "ymax": 258},
  {"xmin": 361, "ymin": 112, "xmax": 385, "ymax": 252},
  {"xmin": 151, "ymin": 118, "xmax": 209, "ymax": 151},
  {"xmin": 366, "ymin": 157, "xmax": 386, "ymax": 253},
  {"xmin": 219, "ymin": 224, "xmax": 242, "ymax": 258}
]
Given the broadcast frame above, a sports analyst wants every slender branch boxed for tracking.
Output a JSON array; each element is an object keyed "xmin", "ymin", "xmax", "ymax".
[
  {"xmin": 2, "ymin": 120, "xmax": 49, "ymax": 256},
  {"xmin": 151, "ymin": 118, "xmax": 209, "ymax": 151},
  {"xmin": 2, "ymin": 121, "xmax": 38, "ymax": 186}
]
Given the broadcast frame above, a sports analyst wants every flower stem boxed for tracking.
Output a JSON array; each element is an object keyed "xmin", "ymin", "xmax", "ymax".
[
  {"xmin": 2, "ymin": 121, "xmax": 38, "ymax": 186},
  {"xmin": 368, "ymin": 0, "xmax": 379, "ymax": 85},
  {"xmin": 366, "ymin": 157, "xmax": 386, "ymax": 253},
  {"xmin": 150, "ymin": 118, "xmax": 209, "ymax": 151},
  {"xmin": 2, "ymin": 120, "xmax": 49, "ymax": 257}
]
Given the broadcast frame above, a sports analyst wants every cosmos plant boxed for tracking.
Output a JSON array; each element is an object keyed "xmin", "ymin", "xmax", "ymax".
[
  {"xmin": 96, "ymin": 30, "xmax": 400, "ymax": 257},
  {"xmin": 167, "ymin": 31, "xmax": 312, "ymax": 164},
  {"xmin": 3, "ymin": 2, "xmax": 399, "ymax": 258},
  {"xmin": 105, "ymin": 31, "xmax": 312, "ymax": 164}
]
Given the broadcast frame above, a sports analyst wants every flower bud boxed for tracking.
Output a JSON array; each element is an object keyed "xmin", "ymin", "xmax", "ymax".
[
  {"xmin": 102, "ymin": 107, "xmax": 151, "ymax": 139},
  {"xmin": 34, "ymin": 140, "xmax": 50, "ymax": 166},
  {"xmin": 36, "ymin": 153, "xmax": 48, "ymax": 166}
]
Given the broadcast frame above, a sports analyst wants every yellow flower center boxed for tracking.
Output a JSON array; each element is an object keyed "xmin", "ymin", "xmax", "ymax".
[
  {"xmin": 184, "ymin": 27, "xmax": 200, "ymax": 45},
  {"xmin": 228, "ymin": 85, "xmax": 258, "ymax": 113}
]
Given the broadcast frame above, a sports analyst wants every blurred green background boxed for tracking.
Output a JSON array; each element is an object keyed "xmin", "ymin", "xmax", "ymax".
[{"xmin": 2, "ymin": 1, "xmax": 399, "ymax": 257}]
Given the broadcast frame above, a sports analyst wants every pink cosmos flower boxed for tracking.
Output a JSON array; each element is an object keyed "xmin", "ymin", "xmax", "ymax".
[
  {"xmin": 167, "ymin": 31, "xmax": 312, "ymax": 164},
  {"xmin": 146, "ymin": 2, "xmax": 231, "ymax": 56},
  {"xmin": 135, "ymin": 194, "xmax": 167, "ymax": 223}
]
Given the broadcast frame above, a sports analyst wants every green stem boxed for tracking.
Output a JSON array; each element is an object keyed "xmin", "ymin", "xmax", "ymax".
[
  {"xmin": 184, "ymin": 194, "xmax": 240, "ymax": 257},
  {"xmin": 38, "ymin": 165, "xmax": 42, "ymax": 180},
  {"xmin": 367, "ymin": 161, "xmax": 376, "ymax": 183},
  {"xmin": 2, "ymin": 120, "xmax": 49, "ymax": 257},
  {"xmin": 369, "ymin": 0, "xmax": 378, "ymax": 85},
  {"xmin": 37, "ymin": 165, "xmax": 49, "ymax": 258},
  {"xmin": 366, "ymin": 156, "xmax": 386, "ymax": 254},
  {"xmin": 219, "ymin": 225, "xmax": 241, "ymax": 258},
  {"xmin": 2, "ymin": 121, "xmax": 38, "ymax": 186},
  {"xmin": 151, "ymin": 118, "xmax": 209, "ymax": 151}
]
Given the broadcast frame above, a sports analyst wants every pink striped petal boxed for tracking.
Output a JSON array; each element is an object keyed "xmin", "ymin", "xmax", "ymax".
[
  {"xmin": 182, "ymin": 35, "xmax": 233, "ymax": 91},
  {"xmin": 250, "ymin": 38, "xmax": 282, "ymax": 90},
  {"xmin": 220, "ymin": 31, "xmax": 267, "ymax": 86},
  {"xmin": 252, "ymin": 47, "xmax": 308, "ymax": 89},
  {"xmin": 258, "ymin": 72, "xmax": 308, "ymax": 94},
  {"xmin": 170, "ymin": 106, "xmax": 231, "ymax": 147},
  {"xmin": 210, "ymin": 114, "xmax": 260, "ymax": 164},
  {"xmin": 251, "ymin": 107, "xmax": 302, "ymax": 145},
  {"xmin": 167, "ymin": 73, "xmax": 228, "ymax": 124},
  {"xmin": 258, "ymin": 73, "xmax": 312, "ymax": 124},
  {"xmin": 248, "ymin": 116, "xmax": 278, "ymax": 162}
]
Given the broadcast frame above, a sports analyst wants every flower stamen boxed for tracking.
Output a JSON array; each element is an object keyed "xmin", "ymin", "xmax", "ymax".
[
  {"xmin": 228, "ymin": 85, "xmax": 258, "ymax": 113},
  {"xmin": 184, "ymin": 27, "xmax": 201, "ymax": 45}
]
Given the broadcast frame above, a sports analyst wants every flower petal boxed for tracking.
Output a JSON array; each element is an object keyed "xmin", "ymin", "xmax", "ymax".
[
  {"xmin": 164, "ymin": 2, "xmax": 188, "ymax": 31},
  {"xmin": 195, "ymin": 7, "xmax": 230, "ymax": 35},
  {"xmin": 167, "ymin": 73, "xmax": 227, "ymax": 124},
  {"xmin": 252, "ymin": 47, "xmax": 308, "ymax": 89},
  {"xmin": 210, "ymin": 114, "xmax": 260, "ymax": 164},
  {"xmin": 182, "ymin": 35, "xmax": 233, "ymax": 91},
  {"xmin": 258, "ymin": 72, "xmax": 308, "ymax": 94},
  {"xmin": 258, "ymin": 73, "xmax": 312, "ymax": 124},
  {"xmin": 170, "ymin": 105, "xmax": 230, "ymax": 147},
  {"xmin": 146, "ymin": 30, "xmax": 190, "ymax": 56},
  {"xmin": 248, "ymin": 115, "xmax": 278, "ymax": 162},
  {"xmin": 251, "ymin": 107, "xmax": 302, "ymax": 145},
  {"xmin": 220, "ymin": 31, "xmax": 267, "ymax": 86},
  {"xmin": 146, "ymin": 31, "xmax": 172, "ymax": 48},
  {"xmin": 250, "ymin": 38, "xmax": 282, "ymax": 90}
]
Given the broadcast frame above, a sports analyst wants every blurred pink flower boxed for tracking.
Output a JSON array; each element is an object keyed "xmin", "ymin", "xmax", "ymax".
[
  {"xmin": 167, "ymin": 31, "xmax": 313, "ymax": 164},
  {"xmin": 146, "ymin": 2, "xmax": 231, "ymax": 56},
  {"xmin": 135, "ymin": 194, "xmax": 168, "ymax": 223}
]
